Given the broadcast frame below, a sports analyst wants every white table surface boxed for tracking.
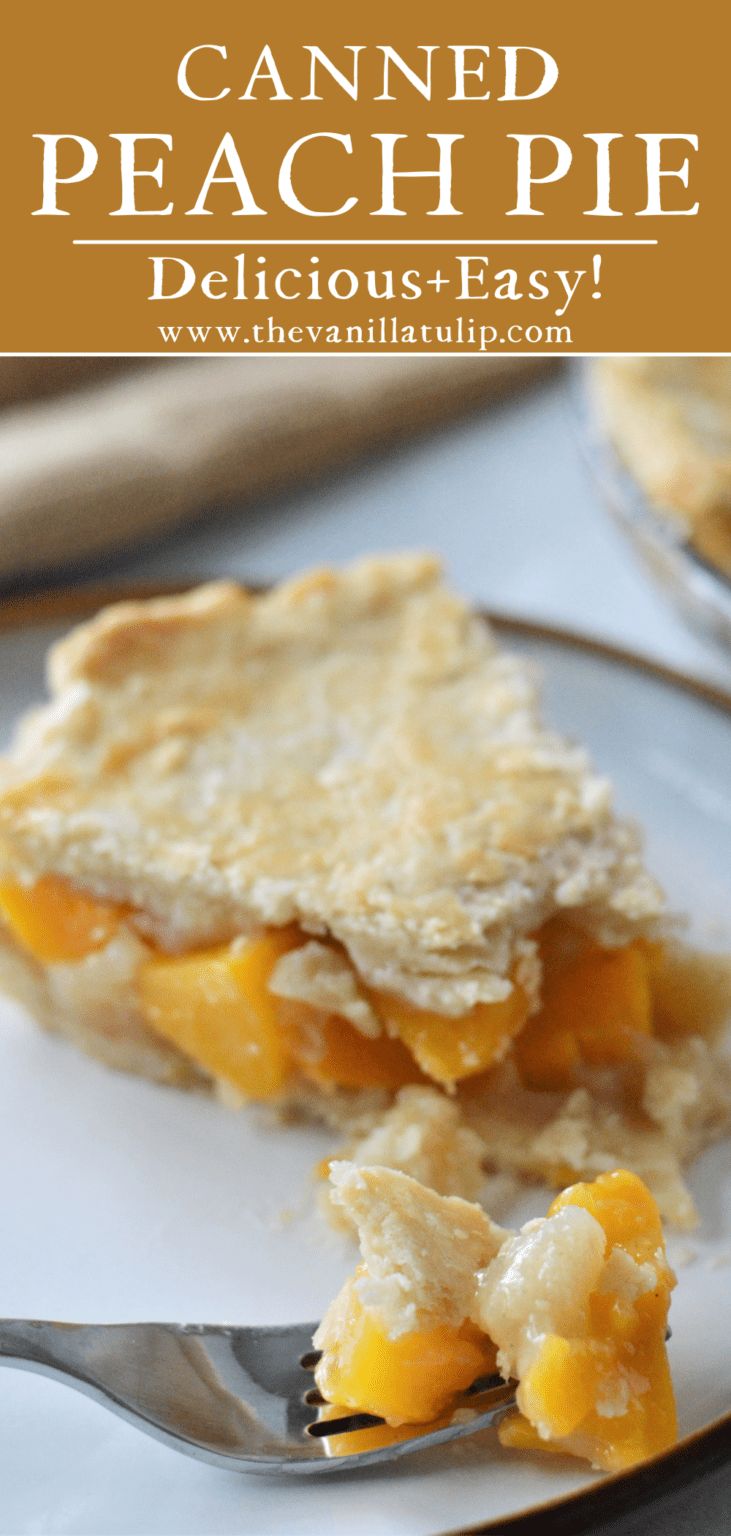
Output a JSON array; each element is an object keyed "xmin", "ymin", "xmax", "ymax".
[{"xmin": 5, "ymin": 368, "xmax": 731, "ymax": 1534}]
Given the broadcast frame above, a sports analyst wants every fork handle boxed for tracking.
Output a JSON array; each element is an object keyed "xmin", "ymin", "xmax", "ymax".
[
  {"xmin": 0, "ymin": 1319, "xmax": 89, "ymax": 1376},
  {"xmin": 0, "ymin": 1318, "xmax": 185, "ymax": 1405},
  {"xmin": 0, "ymin": 1319, "xmax": 260, "ymax": 1469},
  {"xmin": 0, "ymin": 1319, "xmax": 270, "ymax": 1449},
  {"xmin": 0, "ymin": 1319, "xmax": 242, "ymax": 1453}
]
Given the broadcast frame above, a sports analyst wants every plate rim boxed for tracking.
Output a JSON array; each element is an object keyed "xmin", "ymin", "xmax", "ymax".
[{"xmin": 1, "ymin": 579, "xmax": 729, "ymax": 1536}]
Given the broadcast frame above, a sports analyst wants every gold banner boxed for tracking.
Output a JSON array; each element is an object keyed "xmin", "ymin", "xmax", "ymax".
[{"xmin": 3, "ymin": 0, "xmax": 728, "ymax": 353}]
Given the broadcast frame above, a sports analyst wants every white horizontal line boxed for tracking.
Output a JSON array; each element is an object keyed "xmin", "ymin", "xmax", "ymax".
[
  {"xmin": 74, "ymin": 238, "xmax": 658, "ymax": 247},
  {"xmin": 7, "ymin": 352, "xmax": 728, "ymax": 359}
]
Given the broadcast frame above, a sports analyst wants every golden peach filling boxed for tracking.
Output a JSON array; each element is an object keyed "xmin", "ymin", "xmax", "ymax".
[
  {"xmin": 498, "ymin": 1171, "xmax": 677, "ymax": 1469},
  {"xmin": 315, "ymin": 1170, "xmax": 677, "ymax": 1471},
  {"xmin": 0, "ymin": 877, "xmax": 123, "ymax": 964},
  {"xmin": 138, "ymin": 928, "xmax": 300, "ymax": 1100},
  {"xmin": 370, "ymin": 984, "xmax": 529, "ymax": 1087},
  {"xmin": 276, "ymin": 1000, "xmax": 422, "ymax": 1092},
  {"xmin": 0, "ymin": 877, "xmax": 532, "ymax": 1096},
  {"xmin": 0, "ymin": 875, "xmax": 695, "ymax": 1103},
  {"xmin": 513, "ymin": 921, "xmax": 657, "ymax": 1091},
  {"xmin": 315, "ymin": 1274, "xmax": 497, "ymax": 1426}
]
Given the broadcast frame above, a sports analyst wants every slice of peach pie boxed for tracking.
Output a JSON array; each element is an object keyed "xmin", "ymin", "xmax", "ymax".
[
  {"xmin": 314, "ymin": 1163, "xmax": 677, "ymax": 1471},
  {"xmin": 0, "ymin": 555, "xmax": 728, "ymax": 1223}
]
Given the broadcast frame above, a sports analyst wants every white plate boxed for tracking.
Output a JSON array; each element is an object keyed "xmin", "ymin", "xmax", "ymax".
[{"xmin": 0, "ymin": 599, "xmax": 729, "ymax": 1536}]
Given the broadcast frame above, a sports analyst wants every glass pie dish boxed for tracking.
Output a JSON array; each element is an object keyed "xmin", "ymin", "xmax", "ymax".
[{"xmin": 574, "ymin": 362, "xmax": 731, "ymax": 654}]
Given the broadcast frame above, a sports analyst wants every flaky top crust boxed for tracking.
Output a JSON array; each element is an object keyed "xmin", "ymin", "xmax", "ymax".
[
  {"xmin": 321, "ymin": 1162, "xmax": 505, "ymax": 1331},
  {"xmin": 0, "ymin": 555, "xmax": 662, "ymax": 1011}
]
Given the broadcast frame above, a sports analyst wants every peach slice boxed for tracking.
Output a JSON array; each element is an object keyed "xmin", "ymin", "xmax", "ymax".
[
  {"xmin": 373, "ymin": 984, "xmax": 530, "ymax": 1089},
  {"xmin": 0, "ymin": 875, "xmax": 123, "ymax": 963},
  {"xmin": 138, "ymin": 928, "xmax": 302, "ymax": 1100},
  {"xmin": 501, "ymin": 1170, "xmax": 677, "ymax": 1470},
  {"xmin": 314, "ymin": 1273, "xmax": 497, "ymax": 1426},
  {"xmin": 277, "ymin": 999, "xmax": 423, "ymax": 1091},
  {"xmin": 515, "ymin": 941, "xmax": 653, "ymax": 1091}
]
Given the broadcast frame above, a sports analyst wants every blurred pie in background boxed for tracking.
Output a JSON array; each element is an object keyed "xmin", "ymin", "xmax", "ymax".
[{"xmin": 593, "ymin": 359, "xmax": 731, "ymax": 581}]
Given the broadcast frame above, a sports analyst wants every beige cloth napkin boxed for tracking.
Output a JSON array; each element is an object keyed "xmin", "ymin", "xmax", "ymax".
[
  {"xmin": 0, "ymin": 359, "xmax": 136, "ymax": 411},
  {"xmin": 0, "ymin": 357, "xmax": 548, "ymax": 584}
]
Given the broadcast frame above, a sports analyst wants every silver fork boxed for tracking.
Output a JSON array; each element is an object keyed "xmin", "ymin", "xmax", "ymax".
[{"xmin": 0, "ymin": 1319, "xmax": 516, "ymax": 1475}]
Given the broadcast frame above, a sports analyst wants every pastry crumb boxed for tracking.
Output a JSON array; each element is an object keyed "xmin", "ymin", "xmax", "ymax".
[{"xmin": 323, "ymin": 1085, "xmax": 487, "ymax": 1229}]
